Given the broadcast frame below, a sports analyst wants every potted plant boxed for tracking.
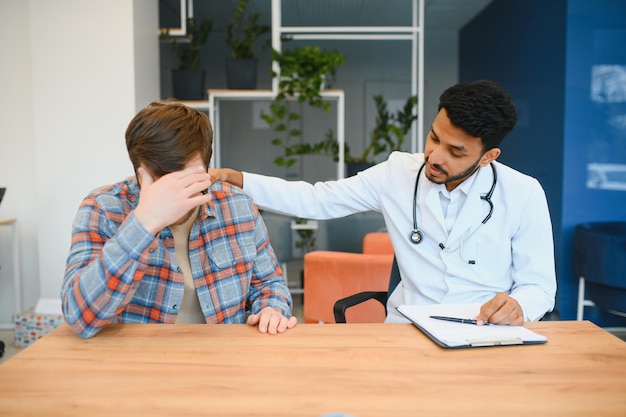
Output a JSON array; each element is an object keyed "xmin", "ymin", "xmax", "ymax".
[
  {"xmin": 262, "ymin": 45, "xmax": 345, "ymax": 170},
  {"xmin": 225, "ymin": 0, "xmax": 271, "ymax": 89},
  {"xmin": 345, "ymin": 94, "xmax": 418, "ymax": 175},
  {"xmin": 281, "ymin": 94, "xmax": 418, "ymax": 176},
  {"xmin": 260, "ymin": 46, "xmax": 344, "ymax": 269},
  {"xmin": 162, "ymin": 17, "xmax": 213, "ymax": 100}
]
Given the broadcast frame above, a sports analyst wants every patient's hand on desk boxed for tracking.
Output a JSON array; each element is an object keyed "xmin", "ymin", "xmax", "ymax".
[
  {"xmin": 475, "ymin": 292, "xmax": 524, "ymax": 326},
  {"xmin": 247, "ymin": 307, "xmax": 298, "ymax": 335},
  {"xmin": 209, "ymin": 168, "xmax": 243, "ymax": 189}
]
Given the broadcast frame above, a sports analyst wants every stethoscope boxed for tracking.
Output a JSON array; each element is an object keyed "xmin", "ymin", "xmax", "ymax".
[{"xmin": 409, "ymin": 162, "xmax": 497, "ymax": 251}]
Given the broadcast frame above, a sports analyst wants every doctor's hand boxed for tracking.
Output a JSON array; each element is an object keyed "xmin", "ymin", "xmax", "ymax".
[
  {"xmin": 247, "ymin": 307, "xmax": 298, "ymax": 335},
  {"xmin": 134, "ymin": 166, "xmax": 212, "ymax": 235},
  {"xmin": 476, "ymin": 292, "xmax": 524, "ymax": 326},
  {"xmin": 209, "ymin": 168, "xmax": 243, "ymax": 189}
]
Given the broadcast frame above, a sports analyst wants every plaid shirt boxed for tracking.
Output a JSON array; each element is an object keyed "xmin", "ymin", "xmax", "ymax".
[{"xmin": 62, "ymin": 178, "xmax": 292, "ymax": 338}]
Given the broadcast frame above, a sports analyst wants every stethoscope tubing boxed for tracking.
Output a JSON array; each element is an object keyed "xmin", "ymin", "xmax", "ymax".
[{"xmin": 409, "ymin": 161, "xmax": 497, "ymax": 245}]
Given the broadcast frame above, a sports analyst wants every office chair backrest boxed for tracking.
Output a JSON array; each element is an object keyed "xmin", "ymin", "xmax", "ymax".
[
  {"xmin": 303, "ymin": 232, "xmax": 393, "ymax": 323},
  {"xmin": 363, "ymin": 232, "xmax": 394, "ymax": 255},
  {"xmin": 574, "ymin": 222, "xmax": 626, "ymax": 321}
]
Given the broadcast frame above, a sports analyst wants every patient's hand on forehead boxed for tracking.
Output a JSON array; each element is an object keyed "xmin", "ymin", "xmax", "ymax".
[{"xmin": 134, "ymin": 163, "xmax": 212, "ymax": 235}]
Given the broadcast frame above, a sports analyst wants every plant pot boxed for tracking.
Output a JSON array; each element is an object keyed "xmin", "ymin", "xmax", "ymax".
[
  {"xmin": 346, "ymin": 162, "xmax": 375, "ymax": 177},
  {"xmin": 225, "ymin": 58, "xmax": 258, "ymax": 89},
  {"xmin": 172, "ymin": 69, "xmax": 205, "ymax": 100}
]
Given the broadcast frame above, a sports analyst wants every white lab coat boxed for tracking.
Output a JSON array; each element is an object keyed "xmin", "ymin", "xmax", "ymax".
[{"xmin": 243, "ymin": 152, "xmax": 556, "ymax": 322}]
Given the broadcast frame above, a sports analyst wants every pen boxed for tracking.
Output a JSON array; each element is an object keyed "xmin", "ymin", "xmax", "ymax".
[{"xmin": 429, "ymin": 315, "xmax": 489, "ymax": 326}]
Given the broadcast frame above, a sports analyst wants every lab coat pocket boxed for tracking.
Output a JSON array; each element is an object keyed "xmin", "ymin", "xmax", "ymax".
[{"xmin": 472, "ymin": 241, "xmax": 512, "ymax": 284}]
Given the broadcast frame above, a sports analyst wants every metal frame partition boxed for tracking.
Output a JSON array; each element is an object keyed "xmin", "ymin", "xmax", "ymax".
[{"xmin": 270, "ymin": 0, "xmax": 424, "ymax": 154}]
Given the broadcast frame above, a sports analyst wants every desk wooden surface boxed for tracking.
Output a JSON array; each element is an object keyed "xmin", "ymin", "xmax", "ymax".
[{"xmin": 0, "ymin": 321, "xmax": 624, "ymax": 417}]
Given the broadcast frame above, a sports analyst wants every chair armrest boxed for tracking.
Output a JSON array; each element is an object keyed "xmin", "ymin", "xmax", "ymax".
[{"xmin": 333, "ymin": 291, "xmax": 387, "ymax": 323}]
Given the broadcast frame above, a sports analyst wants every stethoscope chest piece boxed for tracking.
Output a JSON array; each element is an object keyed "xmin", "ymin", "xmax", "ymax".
[
  {"xmin": 409, "ymin": 229, "xmax": 424, "ymax": 244},
  {"xmin": 407, "ymin": 161, "xmax": 497, "ymax": 248}
]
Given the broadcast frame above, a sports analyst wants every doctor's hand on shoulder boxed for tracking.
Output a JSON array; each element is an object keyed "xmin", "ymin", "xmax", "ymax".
[
  {"xmin": 475, "ymin": 292, "xmax": 524, "ymax": 326},
  {"xmin": 209, "ymin": 168, "xmax": 243, "ymax": 189}
]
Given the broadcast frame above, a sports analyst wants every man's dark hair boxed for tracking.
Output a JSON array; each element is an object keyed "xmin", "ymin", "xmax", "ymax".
[
  {"xmin": 126, "ymin": 100, "xmax": 213, "ymax": 177},
  {"xmin": 438, "ymin": 80, "xmax": 517, "ymax": 150}
]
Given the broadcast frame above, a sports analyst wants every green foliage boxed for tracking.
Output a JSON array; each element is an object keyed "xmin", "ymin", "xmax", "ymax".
[
  {"xmin": 262, "ymin": 46, "xmax": 346, "ymax": 168},
  {"xmin": 226, "ymin": 0, "xmax": 270, "ymax": 59},
  {"xmin": 293, "ymin": 218, "xmax": 316, "ymax": 253},
  {"xmin": 279, "ymin": 94, "xmax": 418, "ymax": 164},
  {"xmin": 271, "ymin": 46, "xmax": 345, "ymax": 110},
  {"xmin": 349, "ymin": 94, "xmax": 418, "ymax": 163},
  {"xmin": 284, "ymin": 129, "xmax": 348, "ymax": 163},
  {"xmin": 162, "ymin": 17, "xmax": 213, "ymax": 70}
]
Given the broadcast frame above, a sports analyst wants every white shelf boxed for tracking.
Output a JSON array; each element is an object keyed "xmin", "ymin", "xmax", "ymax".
[
  {"xmin": 204, "ymin": 89, "xmax": 345, "ymax": 179},
  {"xmin": 290, "ymin": 220, "xmax": 319, "ymax": 230}
]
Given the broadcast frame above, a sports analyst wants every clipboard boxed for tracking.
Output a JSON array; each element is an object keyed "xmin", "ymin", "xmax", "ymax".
[{"xmin": 396, "ymin": 303, "xmax": 547, "ymax": 348}]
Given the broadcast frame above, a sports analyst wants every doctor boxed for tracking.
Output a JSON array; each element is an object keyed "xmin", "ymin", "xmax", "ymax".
[{"xmin": 210, "ymin": 80, "xmax": 557, "ymax": 325}]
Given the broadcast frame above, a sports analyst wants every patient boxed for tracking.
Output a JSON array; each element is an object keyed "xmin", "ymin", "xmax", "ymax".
[{"xmin": 61, "ymin": 100, "xmax": 297, "ymax": 338}]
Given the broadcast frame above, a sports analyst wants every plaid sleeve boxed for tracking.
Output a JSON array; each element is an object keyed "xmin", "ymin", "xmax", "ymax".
[
  {"xmin": 246, "ymin": 206, "xmax": 293, "ymax": 317},
  {"xmin": 61, "ymin": 195, "xmax": 158, "ymax": 338}
]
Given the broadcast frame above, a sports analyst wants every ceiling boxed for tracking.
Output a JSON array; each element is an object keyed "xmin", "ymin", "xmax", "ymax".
[{"xmin": 170, "ymin": 0, "xmax": 493, "ymax": 33}]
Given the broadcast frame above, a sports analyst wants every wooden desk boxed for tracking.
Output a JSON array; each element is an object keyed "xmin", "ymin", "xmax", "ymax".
[{"xmin": 0, "ymin": 322, "xmax": 624, "ymax": 416}]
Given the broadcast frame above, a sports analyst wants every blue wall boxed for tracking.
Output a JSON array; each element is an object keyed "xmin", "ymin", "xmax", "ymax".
[
  {"xmin": 460, "ymin": 0, "xmax": 626, "ymax": 322},
  {"xmin": 562, "ymin": 0, "xmax": 626, "ymax": 324}
]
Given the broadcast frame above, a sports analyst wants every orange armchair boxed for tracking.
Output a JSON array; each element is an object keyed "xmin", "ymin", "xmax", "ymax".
[{"xmin": 303, "ymin": 232, "xmax": 394, "ymax": 323}]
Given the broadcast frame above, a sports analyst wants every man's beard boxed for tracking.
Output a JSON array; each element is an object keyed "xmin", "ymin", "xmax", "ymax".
[{"xmin": 424, "ymin": 155, "xmax": 482, "ymax": 185}]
